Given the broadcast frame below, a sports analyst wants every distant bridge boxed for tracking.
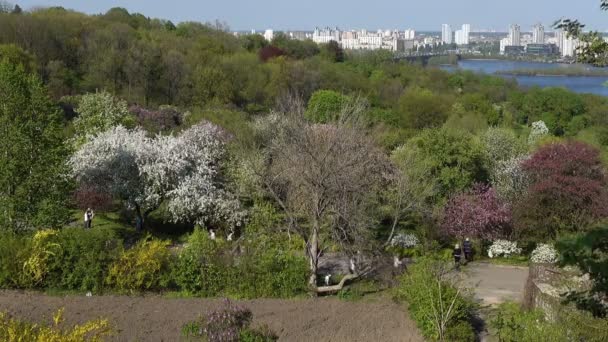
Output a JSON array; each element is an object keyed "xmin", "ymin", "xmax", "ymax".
[{"xmin": 393, "ymin": 52, "xmax": 462, "ymax": 66}]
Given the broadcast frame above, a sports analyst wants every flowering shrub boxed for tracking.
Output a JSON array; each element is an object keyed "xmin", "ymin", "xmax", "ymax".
[
  {"xmin": 106, "ymin": 237, "xmax": 172, "ymax": 291},
  {"xmin": 0, "ymin": 309, "xmax": 112, "ymax": 341},
  {"xmin": 390, "ymin": 233, "xmax": 419, "ymax": 249},
  {"xmin": 182, "ymin": 299, "xmax": 277, "ymax": 342},
  {"xmin": 441, "ymin": 184, "xmax": 512, "ymax": 240},
  {"xmin": 488, "ymin": 240, "xmax": 522, "ymax": 258},
  {"xmin": 531, "ymin": 244, "xmax": 558, "ymax": 264},
  {"xmin": 515, "ymin": 141, "xmax": 608, "ymax": 239},
  {"xmin": 528, "ymin": 120, "xmax": 549, "ymax": 145}
]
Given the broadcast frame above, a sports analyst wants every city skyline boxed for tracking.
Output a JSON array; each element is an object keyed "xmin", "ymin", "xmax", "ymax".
[{"xmin": 13, "ymin": 0, "xmax": 608, "ymax": 32}]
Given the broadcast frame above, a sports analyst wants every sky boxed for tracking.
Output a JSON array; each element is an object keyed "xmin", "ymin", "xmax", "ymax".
[{"xmin": 13, "ymin": 0, "xmax": 608, "ymax": 32}]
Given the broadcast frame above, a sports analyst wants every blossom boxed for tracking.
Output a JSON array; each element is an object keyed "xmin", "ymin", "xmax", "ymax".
[
  {"xmin": 531, "ymin": 243, "xmax": 558, "ymax": 264},
  {"xmin": 488, "ymin": 240, "xmax": 521, "ymax": 258}
]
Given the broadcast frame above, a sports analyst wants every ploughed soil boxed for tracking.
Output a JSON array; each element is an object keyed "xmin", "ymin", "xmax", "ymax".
[{"xmin": 0, "ymin": 290, "xmax": 423, "ymax": 342}]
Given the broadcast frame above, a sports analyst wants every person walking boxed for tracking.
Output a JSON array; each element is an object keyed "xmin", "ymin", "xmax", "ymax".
[
  {"xmin": 453, "ymin": 243, "xmax": 462, "ymax": 270},
  {"xmin": 463, "ymin": 238, "xmax": 473, "ymax": 263},
  {"xmin": 84, "ymin": 208, "xmax": 94, "ymax": 229}
]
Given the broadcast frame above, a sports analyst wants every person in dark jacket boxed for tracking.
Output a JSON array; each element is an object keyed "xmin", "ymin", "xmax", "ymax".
[
  {"xmin": 463, "ymin": 238, "xmax": 473, "ymax": 263},
  {"xmin": 453, "ymin": 244, "xmax": 462, "ymax": 270}
]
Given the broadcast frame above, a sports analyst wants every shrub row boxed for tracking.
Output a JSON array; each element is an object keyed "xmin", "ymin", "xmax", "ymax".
[{"xmin": 0, "ymin": 227, "xmax": 308, "ymax": 299}]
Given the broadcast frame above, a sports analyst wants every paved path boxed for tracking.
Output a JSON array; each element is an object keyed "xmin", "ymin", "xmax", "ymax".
[{"xmin": 463, "ymin": 262, "xmax": 529, "ymax": 306}]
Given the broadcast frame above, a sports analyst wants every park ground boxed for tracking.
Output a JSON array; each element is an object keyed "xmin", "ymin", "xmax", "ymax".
[{"xmin": 0, "ymin": 290, "xmax": 423, "ymax": 342}]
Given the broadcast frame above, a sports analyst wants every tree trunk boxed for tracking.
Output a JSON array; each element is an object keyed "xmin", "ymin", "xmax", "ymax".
[{"xmin": 308, "ymin": 223, "xmax": 319, "ymax": 290}]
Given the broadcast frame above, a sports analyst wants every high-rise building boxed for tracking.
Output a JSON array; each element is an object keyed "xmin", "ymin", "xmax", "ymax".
[
  {"xmin": 404, "ymin": 29, "xmax": 416, "ymax": 40},
  {"xmin": 555, "ymin": 29, "xmax": 565, "ymax": 53},
  {"xmin": 509, "ymin": 24, "xmax": 521, "ymax": 46},
  {"xmin": 454, "ymin": 24, "xmax": 470, "ymax": 45},
  {"xmin": 462, "ymin": 24, "xmax": 470, "ymax": 44},
  {"xmin": 442, "ymin": 24, "xmax": 452, "ymax": 44},
  {"xmin": 533, "ymin": 23, "xmax": 545, "ymax": 44},
  {"xmin": 562, "ymin": 35, "xmax": 579, "ymax": 57}
]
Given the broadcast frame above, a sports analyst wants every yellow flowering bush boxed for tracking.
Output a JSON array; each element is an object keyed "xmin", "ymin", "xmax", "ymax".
[
  {"xmin": 0, "ymin": 308, "xmax": 112, "ymax": 341},
  {"xmin": 106, "ymin": 237, "xmax": 172, "ymax": 291},
  {"xmin": 22, "ymin": 229, "xmax": 61, "ymax": 287}
]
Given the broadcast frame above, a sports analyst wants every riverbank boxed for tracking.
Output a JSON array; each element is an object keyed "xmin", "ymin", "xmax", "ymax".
[{"xmin": 496, "ymin": 67, "xmax": 608, "ymax": 77}]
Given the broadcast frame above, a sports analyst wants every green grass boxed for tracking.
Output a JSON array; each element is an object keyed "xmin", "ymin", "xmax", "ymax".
[{"xmin": 478, "ymin": 256, "xmax": 529, "ymax": 267}]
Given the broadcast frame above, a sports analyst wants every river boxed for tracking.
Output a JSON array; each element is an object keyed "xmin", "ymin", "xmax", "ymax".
[{"xmin": 442, "ymin": 59, "xmax": 608, "ymax": 96}]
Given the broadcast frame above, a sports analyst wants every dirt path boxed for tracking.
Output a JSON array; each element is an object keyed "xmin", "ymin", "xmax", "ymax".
[
  {"xmin": 463, "ymin": 262, "xmax": 529, "ymax": 306},
  {"xmin": 0, "ymin": 290, "xmax": 423, "ymax": 342}
]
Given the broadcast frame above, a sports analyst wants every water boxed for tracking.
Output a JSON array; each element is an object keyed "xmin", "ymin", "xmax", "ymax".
[{"xmin": 443, "ymin": 59, "xmax": 608, "ymax": 96}]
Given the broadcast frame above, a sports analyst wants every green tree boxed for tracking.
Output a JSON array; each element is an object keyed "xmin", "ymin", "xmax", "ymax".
[
  {"xmin": 0, "ymin": 61, "xmax": 69, "ymax": 231},
  {"xmin": 73, "ymin": 91, "xmax": 134, "ymax": 144},
  {"xmin": 397, "ymin": 87, "xmax": 452, "ymax": 129},
  {"xmin": 405, "ymin": 128, "xmax": 487, "ymax": 200},
  {"xmin": 304, "ymin": 89, "xmax": 349, "ymax": 123},
  {"xmin": 0, "ymin": 44, "xmax": 36, "ymax": 73}
]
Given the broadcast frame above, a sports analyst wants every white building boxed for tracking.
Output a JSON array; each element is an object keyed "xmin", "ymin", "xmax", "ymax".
[
  {"xmin": 509, "ymin": 24, "xmax": 521, "ymax": 46},
  {"xmin": 533, "ymin": 23, "xmax": 545, "ymax": 44},
  {"xmin": 263, "ymin": 29, "xmax": 274, "ymax": 41},
  {"xmin": 554, "ymin": 29, "xmax": 565, "ymax": 53},
  {"xmin": 500, "ymin": 37, "xmax": 510, "ymax": 53},
  {"xmin": 404, "ymin": 29, "xmax": 415, "ymax": 40},
  {"xmin": 312, "ymin": 27, "xmax": 341, "ymax": 44},
  {"xmin": 454, "ymin": 24, "xmax": 470, "ymax": 45},
  {"xmin": 562, "ymin": 35, "xmax": 579, "ymax": 57},
  {"xmin": 442, "ymin": 24, "xmax": 452, "ymax": 44}
]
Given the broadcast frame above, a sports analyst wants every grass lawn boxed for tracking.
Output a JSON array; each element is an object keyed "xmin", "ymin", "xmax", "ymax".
[{"xmin": 477, "ymin": 255, "xmax": 529, "ymax": 267}]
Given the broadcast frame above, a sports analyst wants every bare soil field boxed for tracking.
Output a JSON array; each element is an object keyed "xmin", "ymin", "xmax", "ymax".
[{"xmin": 0, "ymin": 290, "xmax": 423, "ymax": 342}]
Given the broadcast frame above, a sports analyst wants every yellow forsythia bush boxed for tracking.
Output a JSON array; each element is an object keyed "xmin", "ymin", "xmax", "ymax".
[
  {"xmin": 105, "ymin": 237, "xmax": 172, "ymax": 291},
  {"xmin": 22, "ymin": 229, "xmax": 61, "ymax": 287},
  {"xmin": 0, "ymin": 308, "xmax": 112, "ymax": 342}
]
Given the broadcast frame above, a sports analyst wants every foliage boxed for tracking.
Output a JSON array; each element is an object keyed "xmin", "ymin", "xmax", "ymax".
[
  {"xmin": 490, "ymin": 302, "xmax": 566, "ymax": 342},
  {"xmin": 171, "ymin": 227, "xmax": 229, "ymax": 296},
  {"xmin": 0, "ymin": 309, "xmax": 112, "ymax": 342},
  {"xmin": 73, "ymin": 91, "xmax": 134, "ymax": 144},
  {"xmin": 396, "ymin": 257, "xmax": 476, "ymax": 341},
  {"xmin": 228, "ymin": 233, "xmax": 308, "ymax": 299},
  {"xmin": 304, "ymin": 89, "xmax": 349, "ymax": 123},
  {"xmin": 0, "ymin": 230, "xmax": 31, "ymax": 288},
  {"xmin": 490, "ymin": 301, "xmax": 608, "ymax": 342},
  {"xmin": 182, "ymin": 299, "xmax": 277, "ymax": 342},
  {"xmin": 557, "ymin": 226, "xmax": 608, "ymax": 317},
  {"xmin": 46, "ymin": 227, "xmax": 123, "ymax": 292},
  {"xmin": 487, "ymin": 240, "xmax": 522, "ymax": 259},
  {"xmin": 106, "ymin": 237, "xmax": 172, "ymax": 291},
  {"xmin": 22, "ymin": 230, "xmax": 61, "ymax": 287},
  {"xmin": 405, "ymin": 128, "xmax": 487, "ymax": 199},
  {"xmin": 397, "ymin": 87, "xmax": 452, "ymax": 129},
  {"xmin": 514, "ymin": 141, "xmax": 608, "ymax": 239},
  {"xmin": 0, "ymin": 61, "xmax": 70, "ymax": 231},
  {"xmin": 530, "ymin": 244, "xmax": 558, "ymax": 264},
  {"xmin": 441, "ymin": 184, "xmax": 511, "ymax": 240}
]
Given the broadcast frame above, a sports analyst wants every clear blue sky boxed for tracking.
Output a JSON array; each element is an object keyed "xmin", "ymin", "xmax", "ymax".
[{"xmin": 14, "ymin": 0, "xmax": 608, "ymax": 32}]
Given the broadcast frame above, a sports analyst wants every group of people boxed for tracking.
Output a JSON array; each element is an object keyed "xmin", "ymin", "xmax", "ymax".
[{"xmin": 453, "ymin": 238, "xmax": 473, "ymax": 270}]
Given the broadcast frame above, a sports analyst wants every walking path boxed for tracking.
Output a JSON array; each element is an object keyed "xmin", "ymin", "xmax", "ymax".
[
  {"xmin": 462, "ymin": 262, "xmax": 529, "ymax": 341},
  {"xmin": 463, "ymin": 262, "xmax": 529, "ymax": 306}
]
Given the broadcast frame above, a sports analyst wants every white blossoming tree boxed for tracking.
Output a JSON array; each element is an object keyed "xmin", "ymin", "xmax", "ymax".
[
  {"xmin": 70, "ymin": 123, "xmax": 244, "ymax": 231},
  {"xmin": 527, "ymin": 120, "xmax": 550, "ymax": 146}
]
